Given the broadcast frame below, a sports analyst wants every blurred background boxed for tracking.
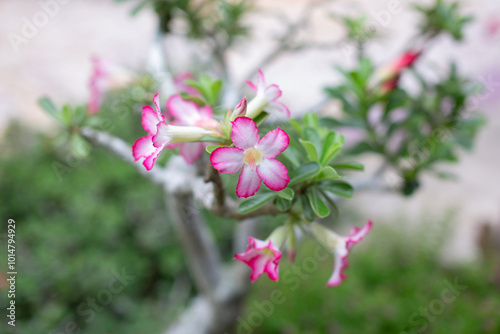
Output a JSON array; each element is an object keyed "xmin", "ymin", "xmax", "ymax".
[{"xmin": 1, "ymin": 0, "xmax": 500, "ymax": 333}]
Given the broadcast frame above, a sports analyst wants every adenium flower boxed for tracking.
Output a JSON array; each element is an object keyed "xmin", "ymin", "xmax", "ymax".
[
  {"xmin": 165, "ymin": 94, "xmax": 221, "ymax": 164},
  {"xmin": 210, "ymin": 117, "xmax": 290, "ymax": 198},
  {"xmin": 377, "ymin": 51, "xmax": 421, "ymax": 93},
  {"xmin": 235, "ymin": 226, "xmax": 288, "ymax": 282},
  {"xmin": 88, "ymin": 56, "xmax": 135, "ymax": 115},
  {"xmin": 132, "ymin": 93, "xmax": 218, "ymax": 170},
  {"xmin": 245, "ymin": 69, "xmax": 290, "ymax": 119},
  {"xmin": 311, "ymin": 221, "xmax": 373, "ymax": 287}
]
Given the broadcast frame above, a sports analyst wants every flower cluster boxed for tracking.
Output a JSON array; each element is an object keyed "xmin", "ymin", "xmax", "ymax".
[
  {"xmin": 234, "ymin": 221, "xmax": 373, "ymax": 286},
  {"xmin": 130, "ymin": 70, "xmax": 372, "ymax": 288}
]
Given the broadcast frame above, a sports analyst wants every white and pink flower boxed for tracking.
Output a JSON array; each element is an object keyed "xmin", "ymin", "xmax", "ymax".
[
  {"xmin": 311, "ymin": 221, "xmax": 373, "ymax": 287},
  {"xmin": 245, "ymin": 69, "xmax": 290, "ymax": 119},
  {"xmin": 235, "ymin": 237, "xmax": 282, "ymax": 282},
  {"xmin": 132, "ymin": 93, "xmax": 218, "ymax": 170},
  {"xmin": 210, "ymin": 117, "xmax": 290, "ymax": 198},
  {"xmin": 164, "ymin": 94, "xmax": 221, "ymax": 164},
  {"xmin": 88, "ymin": 56, "xmax": 135, "ymax": 115}
]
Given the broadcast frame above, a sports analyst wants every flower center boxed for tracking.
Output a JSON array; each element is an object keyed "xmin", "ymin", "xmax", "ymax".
[{"xmin": 243, "ymin": 148, "xmax": 263, "ymax": 169}]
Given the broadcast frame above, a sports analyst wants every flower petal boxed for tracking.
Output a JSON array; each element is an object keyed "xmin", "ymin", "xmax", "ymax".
[
  {"xmin": 327, "ymin": 250, "xmax": 349, "ymax": 287},
  {"xmin": 346, "ymin": 220, "xmax": 373, "ymax": 248},
  {"xmin": 166, "ymin": 94, "xmax": 201, "ymax": 125},
  {"xmin": 267, "ymin": 101, "xmax": 291, "ymax": 117},
  {"xmin": 264, "ymin": 84, "xmax": 282, "ymax": 102},
  {"xmin": 152, "ymin": 122, "xmax": 172, "ymax": 147},
  {"xmin": 246, "ymin": 80, "xmax": 258, "ymax": 93},
  {"xmin": 141, "ymin": 106, "xmax": 162, "ymax": 134},
  {"xmin": 132, "ymin": 135, "xmax": 155, "ymax": 160},
  {"xmin": 230, "ymin": 117, "xmax": 260, "ymax": 150},
  {"xmin": 256, "ymin": 69, "xmax": 267, "ymax": 92},
  {"xmin": 237, "ymin": 165, "xmax": 262, "ymax": 198},
  {"xmin": 142, "ymin": 145, "xmax": 164, "ymax": 171},
  {"xmin": 256, "ymin": 127, "xmax": 289, "ymax": 158},
  {"xmin": 180, "ymin": 142, "xmax": 203, "ymax": 165},
  {"xmin": 153, "ymin": 92, "xmax": 161, "ymax": 116},
  {"xmin": 210, "ymin": 147, "xmax": 244, "ymax": 173},
  {"xmin": 256, "ymin": 158, "xmax": 290, "ymax": 191}
]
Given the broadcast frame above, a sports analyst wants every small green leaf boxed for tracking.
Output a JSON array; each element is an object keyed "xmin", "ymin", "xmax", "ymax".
[
  {"xmin": 301, "ymin": 194, "xmax": 315, "ymax": 222},
  {"xmin": 315, "ymin": 166, "xmax": 343, "ymax": 181},
  {"xmin": 303, "ymin": 113, "xmax": 319, "ymax": 128},
  {"xmin": 289, "ymin": 119, "xmax": 302, "ymax": 135},
  {"xmin": 320, "ymin": 132, "xmax": 343, "ymax": 166},
  {"xmin": 307, "ymin": 188, "xmax": 330, "ymax": 218},
  {"xmin": 205, "ymin": 145, "xmax": 220, "ymax": 154},
  {"xmin": 238, "ymin": 192, "xmax": 277, "ymax": 214},
  {"xmin": 70, "ymin": 134, "xmax": 91, "ymax": 158},
  {"xmin": 289, "ymin": 162, "xmax": 321, "ymax": 186},
  {"xmin": 38, "ymin": 97, "xmax": 63, "ymax": 124},
  {"xmin": 299, "ymin": 139, "xmax": 318, "ymax": 162},
  {"xmin": 274, "ymin": 197, "xmax": 292, "ymax": 212},
  {"xmin": 61, "ymin": 105, "xmax": 72, "ymax": 125},
  {"xmin": 321, "ymin": 181, "xmax": 354, "ymax": 198},
  {"xmin": 277, "ymin": 188, "xmax": 295, "ymax": 201},
  {"xmin": 332, "ymin": 162, "xmax": 364, "ymax": 171}
]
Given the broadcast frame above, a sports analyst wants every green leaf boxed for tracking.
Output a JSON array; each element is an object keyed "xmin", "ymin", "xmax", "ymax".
[
  {"xmin": 321, "ymin": 181, "xmax": 354, "ymax": 198},
  {"xmin": 61, "ymin": 105, "xmax": 72, "ymax": 125},
  {"xmin": 301, "ymin": 193, "xmax": 315, "ymax": 222},
  {"xmin": 277, "ymin": 188, "xmax": 295, "ymax": 201},
  {"xmin": 238, "ymin": 192, "xmax": 276, "ymax": 214},
  {"xmin": 289, "ymin": 162, "xmax": 321, "ymax": 186},
  {"xmin": 274, "ymin": 197, "xmax": 292, "ymax": 212},
  {"xmin": 289, "ymin": 119, "xmax": 302, "ymax": 135},
  {"xmin": 205, "ymin": 145, "xmax": 220, "ymax": 154},
  {"xmin": 332, "ymin": 162, "xmax": 364, "ymax": 171},
  {"xmin": 253, "ymin": 111, "xmax": 269, "ymax": 127},
  {"xmin": 299, "ymin": 139, "xmax": 318, "ymax": 162},
  {"xmin": 38, "ymin": 97, "xmax": 63, "ymax": 125},
  {"xmin": 70, "ymin": 134, "xmax": 91, "ymax": 158},
  {"xmin": 320, "ymin": 132, "xmax": 344, "ymax": 166},
  {"xmin": 281, "ymin": 145, "xmax": 302, "ymax": 167},
  {"xmin": 303, "ymin": 113, "xmax": 319, "ymax": 128},
  {"xmin": 307, "ymin": 188, "xmax": 330, "ymax": 218},
  {"xmin": 315, "ymin": 166, "xmax": 343, "ymax": 181}
]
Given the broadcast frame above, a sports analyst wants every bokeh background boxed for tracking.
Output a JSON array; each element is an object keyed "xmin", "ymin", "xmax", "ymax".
[{"xmin": 1, "ymin": 0, "xmax": 500, "ymax": 333}]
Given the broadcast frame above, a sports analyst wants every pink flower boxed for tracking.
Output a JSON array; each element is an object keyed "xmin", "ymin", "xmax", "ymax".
[
  {"xmin": 173, "ymin": 72, "xmax": 201, "ymax": 97},
  {"xmin": 311, "ymin": 221, "xmax": 373, "ymax": 287},
  {"xmin": 132, "ymin": 93, "xmax": 217, "ymax": 170},
  {"xmin": 245, "ymin": 69, "xmax": 290, "ymax": 119},
  {"xmin": 165, "ymin": 94, "xmax": 221, "ymax": 164},
  {"xmin": 377, "ymin": 51, "xmax": 421, "ymax": 93},
  {"xmin": 132, "ymin": 92, "xmax": 165, "ymax": 170},
  {"xmin": 88, "ymin": 56, "xmax": 134, "ymax": 115},
  {"xmin": 210, "ymin": 117, "xmax": 290, "ymax": 198},
  {"xmin": 235, "ymin": 237, "xmax": 282, "ymax": 282}
]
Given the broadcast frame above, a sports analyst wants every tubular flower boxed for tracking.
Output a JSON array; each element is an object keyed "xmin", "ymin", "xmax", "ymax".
[
  {"xmin": 132, "ymin": 92, "xmax": 165, "ymax": 170},
  {"xmin": 165, "ymin": 94, "xmax": 221, "ymax": 164},
  {"xmin": 88, "ymin": 56, "xmax": 134, "ymax": 115},
  {"xmin": 235, "ymin": 226, "xmax": 288, "ymax": 282},
  {"xmin": 377, "ymin": 51, "xmax": 421, "ymax": 93},
  {"xmin": 210, "ymin": 117, "xmax": 290, "ymax": 198},
  {"xmin": 245, "ymin": 69, "xmax": 290, "ymax": 119},
  {"xmin": 311, "ymin": 221, "xmax": 373, "ymax": 287}
]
